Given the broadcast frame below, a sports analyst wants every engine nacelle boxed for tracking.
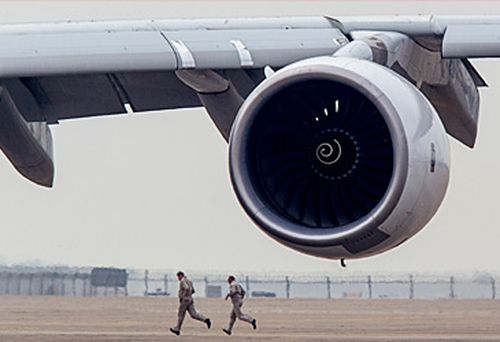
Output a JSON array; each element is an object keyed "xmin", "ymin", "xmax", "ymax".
[{"xmin": 229, "ymin": 57, "xmax": 450, "ymax": 259}]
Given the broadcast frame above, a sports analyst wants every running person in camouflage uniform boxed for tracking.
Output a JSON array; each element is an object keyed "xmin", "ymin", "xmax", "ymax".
[
  {"xmin": 170, "ymin": 271, "xmax": 211, "ymax": 336},
  {"xmin": 222, "ymin": 275, "xmax": 257, "ymax": 335}
]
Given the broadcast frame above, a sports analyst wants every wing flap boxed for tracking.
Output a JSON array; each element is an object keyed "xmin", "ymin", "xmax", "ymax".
[
  {"xmin": 4, "ymin": 75, "xmax": 126, "ymax": 122},
  {"xmin": 2, "ymin": 72, "xmax": 202, "ymax": 122},
  {"xmin": 115, "ymin": 71, "xmax": 202, "ymax": 113}
]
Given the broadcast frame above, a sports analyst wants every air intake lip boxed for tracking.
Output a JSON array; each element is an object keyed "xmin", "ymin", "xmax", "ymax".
[{"xmin": 230, "ymin": 61, "xmax": 409, "ymax": 247}]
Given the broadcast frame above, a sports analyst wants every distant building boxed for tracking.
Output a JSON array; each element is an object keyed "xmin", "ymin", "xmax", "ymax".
[{"xmin": 90, "ymin": 268, "xmax": 128, "ymax": 296}]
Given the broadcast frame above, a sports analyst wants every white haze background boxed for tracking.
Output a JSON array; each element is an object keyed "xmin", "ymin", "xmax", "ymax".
[{"xmin": 0, "ymin": 1, "xmax": 499, "ymax": 275}]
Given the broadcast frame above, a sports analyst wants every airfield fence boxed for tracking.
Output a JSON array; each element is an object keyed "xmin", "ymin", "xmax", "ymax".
[
  {"xmin": 0, "ymin": 267, "xmax": 497, "ymax": 300},
  {"xmin": 136, "ymin": 272, "xmax": 498, "ymax": 300}
]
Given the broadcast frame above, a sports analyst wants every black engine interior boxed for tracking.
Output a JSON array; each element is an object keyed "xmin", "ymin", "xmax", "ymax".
[{"xmin": 246, "ymin": 79, "xmax": 394, "ymax": 229}]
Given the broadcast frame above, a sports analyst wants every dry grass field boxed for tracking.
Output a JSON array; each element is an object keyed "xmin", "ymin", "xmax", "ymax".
[{"xmin": 0, "ymin": 296, "xmax": 499, "ymax": 341}]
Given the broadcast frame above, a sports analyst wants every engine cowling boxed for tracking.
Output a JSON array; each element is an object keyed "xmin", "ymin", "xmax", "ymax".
[{"xmin": 229, "ymin": 57, "xmax": 450, "ymax": 259}]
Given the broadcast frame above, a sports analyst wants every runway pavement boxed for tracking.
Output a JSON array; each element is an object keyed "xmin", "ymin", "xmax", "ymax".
[{"xmin": 0, "ymin": 296, "xmax": 498, "ymax": 341}]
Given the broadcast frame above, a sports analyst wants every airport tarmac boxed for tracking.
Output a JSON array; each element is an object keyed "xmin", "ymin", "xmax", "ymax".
[{"xmin": 0, "ymin": 296, "xmax": 499, "ymax": 341}]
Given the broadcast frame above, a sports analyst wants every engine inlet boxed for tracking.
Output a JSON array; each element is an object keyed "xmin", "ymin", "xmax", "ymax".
[{"xmin": 246, "ymin": 79, "xmax": 393, "ymax": 229}]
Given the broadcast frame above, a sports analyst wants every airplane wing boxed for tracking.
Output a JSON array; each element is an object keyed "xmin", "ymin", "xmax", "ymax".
[
  {"xmin": 0, "ymin": 17, "xmax": 345, "ymax": 122},
  {"xmin": 1, "ymin": 15, "xmax": 500, "ymax": 187}
]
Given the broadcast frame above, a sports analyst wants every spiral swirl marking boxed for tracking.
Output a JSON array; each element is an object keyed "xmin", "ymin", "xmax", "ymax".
[{"xmin": 316, "ymin": 139, "xmax": 342, "ymax": 165}]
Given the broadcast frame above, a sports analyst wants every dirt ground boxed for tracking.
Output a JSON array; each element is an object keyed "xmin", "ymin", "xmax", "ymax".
[{"xmin": 0, "ymin": 297, "xmax": 499, "ymax": 341}]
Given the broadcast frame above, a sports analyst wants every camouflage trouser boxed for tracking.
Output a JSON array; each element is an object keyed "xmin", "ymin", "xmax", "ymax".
[
  {"xmin": 227, "ymin": 298, "xmax": 254, "ymax": 332},
  {"xmin": 175, "ymin": 297, "xmax": 206, "ymax": 330}
]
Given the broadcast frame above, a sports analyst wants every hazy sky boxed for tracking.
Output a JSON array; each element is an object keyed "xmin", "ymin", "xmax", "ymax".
[{"xmin": 1, "ymin": 1, "xmax": 500, "ymax": 275}]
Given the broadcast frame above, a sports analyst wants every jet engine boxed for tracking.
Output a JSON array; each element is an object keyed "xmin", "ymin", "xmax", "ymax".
[{"xmin": 229, "ymin": 57, "xmax": 450, "ymax": 259}]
